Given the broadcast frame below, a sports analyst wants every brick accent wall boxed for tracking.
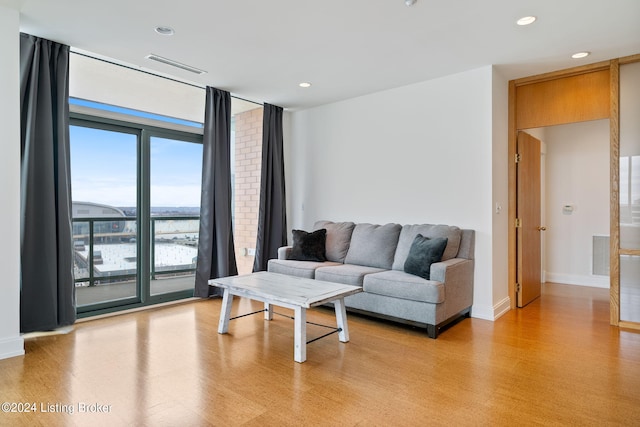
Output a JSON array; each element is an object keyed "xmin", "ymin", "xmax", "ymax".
[{"xmin": 233, "ymin": 107, "xmax": 263, "ymax": 274}]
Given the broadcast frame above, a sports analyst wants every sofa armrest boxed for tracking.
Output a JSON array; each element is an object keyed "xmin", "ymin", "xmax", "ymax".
[
  {"xmin": 430, "ymin": 258, "xmax": 468, "ymax": 282},
  {"xmin": 277, "ymin": 246, "xmax": 293, "ymax": 260},
  {"xmin": 430, "ymin": 258, "xmax": 474, "ymax": 319}
]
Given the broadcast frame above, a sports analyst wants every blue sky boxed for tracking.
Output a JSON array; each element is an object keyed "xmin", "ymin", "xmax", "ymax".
[
  {"xmin": 150, "ymin": 136, "xmax": 203, "ymax": 207},
  {"xmin": 69, "ymin": 99, "xmax": 204, "ymax": 208}
]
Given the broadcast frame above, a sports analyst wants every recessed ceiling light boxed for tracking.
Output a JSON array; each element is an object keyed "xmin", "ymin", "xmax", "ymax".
[
  {"xmin": 155, "ymin": 26, "xmax": 175, "ymax": 36},
  {"xmin": 516, "ymin": 16, "xmax": 537, "ymax": 26},
  {"xmin": 299, "ymin": 82, "xmax": 312, "ymax": 88},
  {"xmin": 405, "ymin": 0, "xmax": 417, "ymax": 6},
  {"xmin": 571, "ymin": 51, "xmax": 591, "ymax": 59}
]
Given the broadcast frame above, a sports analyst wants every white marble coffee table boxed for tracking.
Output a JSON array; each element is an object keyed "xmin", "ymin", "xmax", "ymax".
[{"xmin": 209, "ymin": 271, "xmax": 362, "ymax": 363}]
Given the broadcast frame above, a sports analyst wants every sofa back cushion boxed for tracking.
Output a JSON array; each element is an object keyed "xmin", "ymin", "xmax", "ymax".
[
  {"xmin": 344, "ymin": 223, "xmax": 402, "ymax": 269},
  {"xmin": 314, "ymin": 220, "xmax": 356, "ymax": 263},
  {"xmin": 392, "ymin": 224, "xmax": 462, "ymax": 270}
]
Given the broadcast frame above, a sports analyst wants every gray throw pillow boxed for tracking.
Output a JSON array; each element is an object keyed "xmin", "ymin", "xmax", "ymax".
[
  {"xmin": 314, "ymin": 220, "xmax": 355, "ymax": 263},
  {"xmin": 403, "ymin": 234, "xmax": 448, "ymax": 280},
  {"xmin": 289, "ymin": 229, "xmax": 327, "ymax": 262}
]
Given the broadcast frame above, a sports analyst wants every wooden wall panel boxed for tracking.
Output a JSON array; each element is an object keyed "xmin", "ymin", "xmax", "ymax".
[{"xmin": 516, "ymin": 70, "xmax": 610, "ymax": 129}]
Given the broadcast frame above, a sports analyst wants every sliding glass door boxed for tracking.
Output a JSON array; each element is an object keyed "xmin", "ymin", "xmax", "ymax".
[
  {"xmin": 70, "ymin": 123, "xmax": 140, "ymax": 309},
  {"xmin": 70, "ymin": 116, "xmax": 203, "ymax": 316},
  {"xmin": 149, "ymin": 135, "xmax": 202, "ymax": 296}
]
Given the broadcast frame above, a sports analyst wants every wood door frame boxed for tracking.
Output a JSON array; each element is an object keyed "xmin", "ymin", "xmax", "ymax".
[{"xmin": 508, "ymin": 54, "xmax": 640, "ymax": 326}]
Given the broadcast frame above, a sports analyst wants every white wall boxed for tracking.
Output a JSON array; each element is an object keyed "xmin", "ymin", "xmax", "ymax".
[
  {"xmin": 0, "ymin": 6, "xmax": 25, "ymax": 360},
  {"xmin": 289, "ymin": 66, "xmax": 502, "ymax": 319},
  {"xmin": 544, "ymin": 120, "xmax": 610, "ymax": 287},
  {"xmin": 491, "ymin": 67, "xmax": 510, "ymax": 319}
]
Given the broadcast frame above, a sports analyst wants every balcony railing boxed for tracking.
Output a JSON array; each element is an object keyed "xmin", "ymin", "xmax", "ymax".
[{"xmin": 73, "ymin": 216, "xmax": 199, "ymax": 288}]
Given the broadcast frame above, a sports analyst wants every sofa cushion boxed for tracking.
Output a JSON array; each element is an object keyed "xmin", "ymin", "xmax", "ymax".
[
  {"xmin": 392, "ymin": 224, "xmax": 462, "ymax": 270},
  {"xmin": 267, "ymin": 259, "xmax": 340, "ymax": 279},
  {"xmin": 315, "ymin": 264, "xmax": 386, "ymax": 287},
  {"xmin": 289, "ymin": 229, "xmax": 327, "ymax": 262},
  {"xmin": 344, "ymin": 223, "xmax": 402, "ymax": 269},
  {"xmin": 403, "ymin": 235, "xmax": 448, "ymax": 280},
  {"xmin": 314, "ymin": 220, "xmax": 355, "ymax": 263},
  {"xmin": 363, "ymin": 270, "xmax": 445, "ymax": 304}
]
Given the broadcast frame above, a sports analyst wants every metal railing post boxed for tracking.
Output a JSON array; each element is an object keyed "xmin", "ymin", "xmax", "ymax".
[
  {"xmin": 151, "ymin": 218, "xmax": 156, "ymax": 280},
  {"xmin": 89, "ymin": 219, "xmax": 95, "ymax": 287}
]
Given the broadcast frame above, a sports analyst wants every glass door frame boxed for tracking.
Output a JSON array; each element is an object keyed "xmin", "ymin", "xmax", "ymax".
[
  {"xmin": 71, "ymin": 113, "xmax": 202, "ymax": 317},
  {"xmin": 616, "ymin": 56, "xmax": 640, "ymax": 329}
]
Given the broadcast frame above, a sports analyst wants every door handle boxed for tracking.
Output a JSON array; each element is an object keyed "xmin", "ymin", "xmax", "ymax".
[{"xmin": 537, "ymin": 226, "xmax": 547, "ymax": 231}]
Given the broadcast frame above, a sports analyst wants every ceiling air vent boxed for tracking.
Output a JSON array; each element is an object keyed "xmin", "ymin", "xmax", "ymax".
[{"xmin": 145, "ymin": 54, "xmax": 207, "ymax": 75}]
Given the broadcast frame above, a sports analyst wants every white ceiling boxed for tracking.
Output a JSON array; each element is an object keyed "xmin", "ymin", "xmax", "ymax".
[{"xmin": 3, "ymin": 0, "xmax": 640, "ymax": 110}]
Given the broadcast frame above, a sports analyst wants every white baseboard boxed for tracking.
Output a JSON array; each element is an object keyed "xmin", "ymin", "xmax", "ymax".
[
  {"xmin": 544, "ymin": 272, "xmax": 610, "ymax": 289},
  {"xmin": 470, "ymin": 305, "xmax": 492, "ymax": 320},
  {"xmin": 0, "ymin": 336, "xmax": 25, "ymax": 360},
  {"xmin": 471, "ymin": 296, "xmax": 511, "ymax": 321},
  {"xmin": 492, "ymin": 296, "xmax": 512, "ymax": 320}
]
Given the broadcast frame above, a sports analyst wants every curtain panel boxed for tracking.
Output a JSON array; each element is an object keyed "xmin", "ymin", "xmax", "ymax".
[
  {"xmin": 253, "ymin": 103, "xmax": 287, "ymax": 272},
  {"xmin": 194, "ymin": 87, "xmax": 238, "ymax": 297},
  {"xmin": 19, "ymin": 33, "xmax": 75, "ymax": 332}
]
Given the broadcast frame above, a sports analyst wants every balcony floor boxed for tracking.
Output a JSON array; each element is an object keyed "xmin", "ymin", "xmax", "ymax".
[{"xmin": 76, "ymin": 275, "xmax": 195, "ymax": 306}]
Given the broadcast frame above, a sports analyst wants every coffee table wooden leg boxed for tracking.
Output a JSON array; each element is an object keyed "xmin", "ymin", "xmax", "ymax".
[
  {"xmin": 218, "ymin": 289, "xmax": 234, "ymax": 334},
  {"xmin": 264, "ymin": 302, "xmax": 273, "ymax": 320},
  {"xmin": 334, "ymin": 297, "xmax": 349, "ymax": 342},
  {"xmin": 294, "ymin": 306, "xmax": 307, "ymax": 363}
]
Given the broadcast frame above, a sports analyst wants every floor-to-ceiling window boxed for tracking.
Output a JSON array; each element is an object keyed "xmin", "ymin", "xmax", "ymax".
[
  {"xmin": 70, "ymin": 111, "xmax": 204, "ymax": 315},
  {"xmin": 69, "ymin": 52, "xmax": 264, "ymax": 316},
  {"xmin": 70, "ymin": 123, "xmax": 140, "ymax": 308},
  {"xmin": 149, "ymin": 135, "xmax": 202, "ymax": 295}
]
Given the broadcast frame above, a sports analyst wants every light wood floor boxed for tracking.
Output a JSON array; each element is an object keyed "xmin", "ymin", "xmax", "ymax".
[{"xmin": 1, "ymin": 283, "xmax": 639, "ymax": 426}]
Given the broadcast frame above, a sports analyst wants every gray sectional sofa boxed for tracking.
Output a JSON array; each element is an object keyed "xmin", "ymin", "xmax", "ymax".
[{"xmin": 267, "ymin": 220, "xmax": 475, "ymax": 338}]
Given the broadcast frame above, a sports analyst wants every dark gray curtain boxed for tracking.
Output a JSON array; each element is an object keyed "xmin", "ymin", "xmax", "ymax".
[
  {"xmin": 195, "ymin": 87, "xmax": 238, "ymax": 297},
  {"xmin": 19, "ymin": 33, "xmax": 75, "ymax": 332},
  {"xmin": 253, "ymin": 104, "xmax": 287, "ymax": 272}
]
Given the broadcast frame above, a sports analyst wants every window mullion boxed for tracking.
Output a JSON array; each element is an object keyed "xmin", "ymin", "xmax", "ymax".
[{"xmin": 139, "ymin": 129, "xmax": 152, "ymax": 303}]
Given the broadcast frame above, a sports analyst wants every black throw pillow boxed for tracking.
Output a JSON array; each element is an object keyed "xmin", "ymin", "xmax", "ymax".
[
  {"xmin": 289, "ymin": 229, "xmax": 327, "ymax": 262},
  {"xmin": 403, "ymin": 234, "xmax": 448, "ymax": 280}
]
